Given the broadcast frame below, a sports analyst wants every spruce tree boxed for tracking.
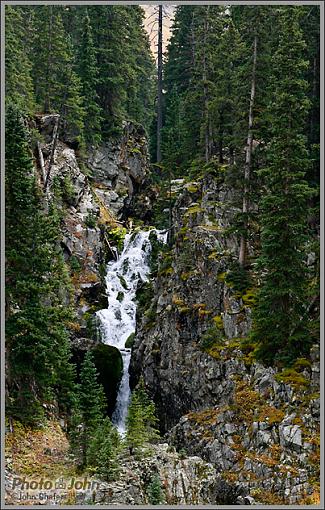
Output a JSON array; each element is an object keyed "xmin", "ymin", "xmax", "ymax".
[
  {"xmin": 126, "ymin": 379, "xmax": 159, "ymax": 457},
  {"xmin": 87, "ymin": 417, "xmax": 122, "ymax": 481},
  {"xmin": 78, "ymin": 11, "xmax": 103, "ymax": 146},
  {"xmin": 5, "ymin": 6, "xmax": 35, "ymax": 112},
  {"xmin": 32, "ymin": 6, "xmax": 85, "ymax": 146},
  {"xmin": 251, "ymin": 7, "xmax": 314, "ymax": 365},
  {"xmin": 77, "ymin": 351, "xmax": 107, "ymax": 465},
  {"xmin": 147, "ymin": 473, "xmax": 165, "ymax": 505}
]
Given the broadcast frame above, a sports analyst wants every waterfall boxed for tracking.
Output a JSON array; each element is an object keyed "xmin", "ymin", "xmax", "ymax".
[{"xmin": 97, "ymin": 229, "xmax": 167, "ymax": 435}]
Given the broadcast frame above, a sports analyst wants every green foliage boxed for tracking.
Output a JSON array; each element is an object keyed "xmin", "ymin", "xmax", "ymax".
[
  {"xmin": 85, "ymin": 210, "xmax": 97, "ymax": 229},
  {"xmin": 106, "ymin": 226, "xmax": 127, "ymax": 252},
  {"xmin": 78, "ymin": 11, "xmax": 103, "ymax": 146},
  {"xmin": 69, "ymin": 255, "xmax": 82, "ymax": 274},
  {"xmin": 61, "ymin": 175, "xmax": 75, "ymax": 204},
  {"xmin": 5, "ymin": 6, "xmax": 35, "ymax": 112},
  {"xmin": 126, "ymin": 379, "xmax": 159, "ymax": 457},
  {"xmin": 225, "ymin": 262, "xmax": 251, "ymax": 294},
  {"xmin": 70, "ymin": 350, "xmax": 109, "ymax": 468},
  {"xmin": 32, "ymin": 6, "xmax": 85, "ymax": 146},
  {"xmin": 251, "ymin": 7, "xmax": 315, "ymax": 366},
  {"xmin": 199, "ymin": 326, "xmax": 224, "ymax": 352},
  {"xmin": 87, "ymin": 417, "xmax": 122, "ymax": 481},
  {"xmin": 147, "ymin": 473, "xmax": 165, "ymax": 505}
]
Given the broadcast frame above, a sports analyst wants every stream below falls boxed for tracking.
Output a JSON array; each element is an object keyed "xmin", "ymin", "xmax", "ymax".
[{"xmin": 96, "ymin": 229, "xmax": 167, "ymax": 435}]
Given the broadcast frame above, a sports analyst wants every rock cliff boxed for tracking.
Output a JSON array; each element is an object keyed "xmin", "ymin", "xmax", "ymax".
[{"xmin": 130, "ymin": 171, "xmax": 320, "ymax": 504}]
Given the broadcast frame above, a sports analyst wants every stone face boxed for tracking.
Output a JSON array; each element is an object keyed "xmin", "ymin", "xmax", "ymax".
[
  {"xmin": 279, "ymin": 425, "xmax": 302, "ymax": 450},
  {"xmin": 130, "ymin": 174, "xmax": 320, "ymax": 504},
  {"xmin": 87, "ymin": 121, "xmax": 151, "ymax": 219}
]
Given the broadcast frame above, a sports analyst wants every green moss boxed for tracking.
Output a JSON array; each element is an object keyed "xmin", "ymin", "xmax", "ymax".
[
  {"xmin": 212, "ymin": 315, "xmax": 223, "ymax": 329},
  {"xmin": 241, "ymin": 288, "xmax": 257, "ymax": 307},
  {"xmin": 118, "ymin": 275, "xmax": 129, "ymax": 290},
  {"xmin": 275, "ymin": 368, "xmax": 309, "ymax": 389},
  {"xmin": 258, "ymin": 405, "xmax": 285, "ymax": 425},
  {"xmin": 184, "ymin": 204, "xmax": 203, "ymax": 216},
  {"xmin": 125, "ymin": 332, "xmax": 135, "ymax": 348},
  {"xmin": 293, "ymin": 357, "xmax": 312, "ymax": 372},
  {"xmin": 186, "ymin": 183, "xmax": 199, "ymax": 193},
  {"xmin": 217, "ymin": 272, "xmax": 226, "ymax": 282}
]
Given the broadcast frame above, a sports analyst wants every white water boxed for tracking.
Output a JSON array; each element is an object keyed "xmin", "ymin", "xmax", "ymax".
[{"xmin": 97, "ymin": 229, "xmax": 167, "ymax": 435}]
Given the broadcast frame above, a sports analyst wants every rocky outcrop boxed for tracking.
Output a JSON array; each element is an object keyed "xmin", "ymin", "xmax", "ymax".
[
  {"xmin": 5, "ymin": 443, "xmax": 251, "ymax": 506},
  {"xmin": 130, "ymin": 172, "xmax": 320, "ymax": 504},
  {"xmin": 87, "ymin": 121, "xmax": 154, "ymax": 220},
  {"xmin": 130, "ymin": 174, "xmax": 252, "ymax": 430}
]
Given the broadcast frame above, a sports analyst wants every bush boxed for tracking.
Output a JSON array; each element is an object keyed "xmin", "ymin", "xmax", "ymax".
[
  {"xmin": 85, "ymin": 210, "xmax": 97, "ymax": 229},
  {"xmin": 225, "ymin": 262, "xmax": 251, "ymax": 294},
  {"xmin": 70, "ymin": 255, "xmax": 81, "ymax": 273}
]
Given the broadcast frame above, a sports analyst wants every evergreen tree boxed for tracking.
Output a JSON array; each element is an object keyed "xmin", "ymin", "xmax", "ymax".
[
  {"xmin": 87, "ymin": 417, "xmax": 122, "ymax": 481},
  {"xmin": 251, "ymin": 7, "xmax": 314, "ymax": 365},
  {"xmin": 147, "ymin": 473, "xmax": 165, "ymax": 505},
  {"xmin": 5, "ymin": 6, "xmax": 35, "ymax": 112},
  {"xmin": 126, "ymin": 379, "xmax": 159, "ymax": 457},
  {"xmin": 78, "ymin": 11, "xmax": 103, "ymax": 146},
  {"xmin": 77, "ymin": 350, "xmax": 107, "ymax": 465},
  {"xmin": 32, "ymin": 6, "xmax": 85, "ymax": 146},
  {"xmin": 124, "ymin": 6, "xmax": 156, "ymax": 133}
]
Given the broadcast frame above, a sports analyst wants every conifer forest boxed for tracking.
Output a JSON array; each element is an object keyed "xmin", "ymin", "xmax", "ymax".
[{"xmin": 4, "ymin": 2, "xmax": 321, "ymax": 507}]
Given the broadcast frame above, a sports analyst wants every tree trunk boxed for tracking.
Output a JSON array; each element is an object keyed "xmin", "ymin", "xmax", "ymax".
[
  {"xmin": 44, "ymin": 116, "xmax": 59, "ymax": 189},
  {"xmin": 37, "ymin": 142, "xmax": 46, "ymax": 185},
  {"xmin": 156, "ymin": 5, "xmax": 163, "ymax": 163},
  {"xmin": 239, "ymin": 35, "xmax": 257, "ymax": 267}
]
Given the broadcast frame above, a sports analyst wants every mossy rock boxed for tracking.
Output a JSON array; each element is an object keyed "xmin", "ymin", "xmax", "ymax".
[
  {"xmin": 293, "ymin": 357, "xmax": 312, "ymax": 372},
  {"xmin": 117, "ymin": 291, "xmax": 124, "ymax": 302},
  {"xmin": 125, "ymin": 332, "xmax": 135, "ymax": 348},
  {"xmin": 212, "ymin": 315, "xmax": 224, "ymax": 329},
  {"xmin": 274, "ymin": 368, "xmax": 309, "ymax": 390},
  {"xmin": 91, "ymin": 344, "xmax": 123, "ymax": 416}
]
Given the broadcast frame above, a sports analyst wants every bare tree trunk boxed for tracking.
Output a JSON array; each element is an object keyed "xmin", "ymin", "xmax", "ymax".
[
  {"xmin": 239, "ymin": 35, "xmax": 257, "ymax": 267},
  {"xmin": 44, "ymin": 116, "xmax": 59, "ymax": 189},
  {"xmin": 156, "ymin": 5, "xmax": 163, "ymax": 163},
  {"xmin": 37, "ymin": 142, "xmax": 46, "ymax": 184}
]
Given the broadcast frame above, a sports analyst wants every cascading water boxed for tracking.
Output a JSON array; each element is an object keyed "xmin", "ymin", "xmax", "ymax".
[{"xmin": 97, "ymin": 229, "xmax": 167, "ymax": 435}]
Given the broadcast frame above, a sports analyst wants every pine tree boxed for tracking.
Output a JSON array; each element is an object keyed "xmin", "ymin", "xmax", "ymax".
[
  {"xmin": 126, "ymin": 379, "xmax": 159, "ymax": 457},
  {"xmin": 251, "ymin": 7, "xmax": 314, "ymax": 365},
  {"xmin": 124, "ymin": 6, "xmax": 155, "ymax": 133}
]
